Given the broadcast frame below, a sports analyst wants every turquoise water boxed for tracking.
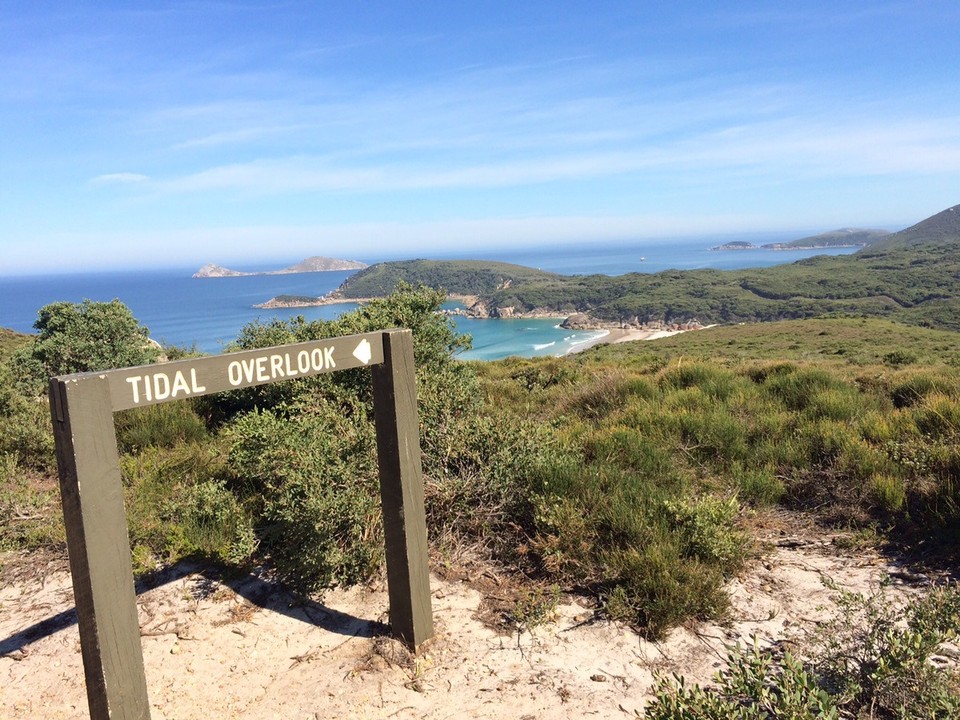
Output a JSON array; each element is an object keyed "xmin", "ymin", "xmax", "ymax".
[{"xmin": 0, "ymin": 239, "xmax": 859, "ymax": 360}]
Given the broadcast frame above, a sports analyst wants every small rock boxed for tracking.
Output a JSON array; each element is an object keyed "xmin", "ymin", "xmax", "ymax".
[{"xmin": 590, "ymin": 673, "xmax": 607, "ymax": 682}]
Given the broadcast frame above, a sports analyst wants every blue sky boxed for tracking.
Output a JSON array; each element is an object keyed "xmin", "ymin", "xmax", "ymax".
[{"xmin": 2, "ymin": 1, "xmax": 959, "ymax": 274}]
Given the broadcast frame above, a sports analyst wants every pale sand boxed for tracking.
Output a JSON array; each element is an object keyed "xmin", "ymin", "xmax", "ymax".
[
  {"xmin": 566, "ymin": 327, "xmax": 664, "ymax": 354},
  {"xmin": 1, "ymin": 539, "xmax": 934, "ymax": 719}
]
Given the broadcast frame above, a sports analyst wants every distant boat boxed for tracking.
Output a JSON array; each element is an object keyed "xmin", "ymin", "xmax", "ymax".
[{"xmin": 639, "ymin": 256, "xmax": 646, "ymax": 261}]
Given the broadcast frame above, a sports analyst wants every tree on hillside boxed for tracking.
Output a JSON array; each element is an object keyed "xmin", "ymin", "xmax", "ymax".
[{"xmin": 14, "ymin": 299, "xmax": 160, "ymax": 393}]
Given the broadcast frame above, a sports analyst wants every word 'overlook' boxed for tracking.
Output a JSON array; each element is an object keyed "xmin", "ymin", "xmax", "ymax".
[{"xmin": 119, "ymin": 338, "xmax": 376, "ymax": 407}]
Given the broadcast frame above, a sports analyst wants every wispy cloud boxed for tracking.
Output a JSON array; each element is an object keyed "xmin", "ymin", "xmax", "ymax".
[
  {"xmin": 171, "ymin": 124, "xmax": 310, "ymax": 150},
  {"xmin": 137, "ymin": 111, "xmax": 960, "ymax": 198},
  {"xmin": 88, "ymin": 172, "xmax": 150, "ymax": 186}
]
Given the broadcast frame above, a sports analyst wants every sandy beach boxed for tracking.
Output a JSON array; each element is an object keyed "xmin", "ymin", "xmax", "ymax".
[{"xmin": 565, "ymin": 326, "xmax": 690, "ymax": 355}]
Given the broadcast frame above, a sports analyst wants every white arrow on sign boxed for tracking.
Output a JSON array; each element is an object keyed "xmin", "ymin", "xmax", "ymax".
[{"xmin": 353, "ymin": 338, "xmax": 372, "ymax": 365}]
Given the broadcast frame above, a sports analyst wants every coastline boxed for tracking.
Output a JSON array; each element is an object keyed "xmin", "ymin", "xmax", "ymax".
[
  {"xmin": 565, "ymin": 325, "xmax": 708, "ymax": 355},
  {"xmin": 251, "ymin": 289, "xmax": 709, "ymax": 359}
]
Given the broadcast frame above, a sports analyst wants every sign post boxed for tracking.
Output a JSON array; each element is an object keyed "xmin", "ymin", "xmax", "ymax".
[{"xmin": 49, "ymin": 329, "xmax": 433, "ymax": 720}]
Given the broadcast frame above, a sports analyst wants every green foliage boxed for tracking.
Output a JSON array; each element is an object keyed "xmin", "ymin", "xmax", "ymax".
[
  {"xmin": 121, "ymin": 441, "xmax": 253, "ymax": 572},
  {"xmin": 217, "ymin": 284, "xmax": 538, "ymax": 591},
  {"xmin": 470, "ymin": 318, "xmax": 960, "ymax": 636},
  {"xmin": 13, "ymin": 299, "xmax": 160, "ymax": 393},
  {"xmin": 0, "ymin": 360, "xmax": 54, "ymax": 470},
  {"xmin": 226, "ymin": 402, "xmax": 381, "ymax": 591},
  {"xmin": 810, "ymin": 582, "xmax": 960, "ymax": 718},
  {"xmin": 115, "ymin": 401, "xmax": 210, "ymax": 454},
  {"xmin": 664, "ymin": 496, "xmax": 746, "ymax": 568},
  {"xmin": 0, "ymin": 455, "xmax": 65, "ymax": 550},
  {"xmin": 9, "ymin": 289, "xmax": 960, "ymax": 650},
  {"xmin": 647, "ymin": 640, "xmax": 840, "ymax": 719},
  {"xmin": 336, "ymin": 259, "xmax": 558, "ymax": 299},
  {"xmin": 646, "ymin": 584, "xmax": 960, "ymax": 719}
]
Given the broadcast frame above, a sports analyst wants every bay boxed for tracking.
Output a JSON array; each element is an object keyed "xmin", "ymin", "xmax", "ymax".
[{"xmin": 0, "ymin": 239, "xmax": 859, "ymax": 361}]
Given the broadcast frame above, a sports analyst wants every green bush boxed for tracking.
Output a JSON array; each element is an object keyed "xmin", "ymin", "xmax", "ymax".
[
  {"xmin": 664, "ymin": 495, "xmax": 746, "ymax": 569},
  {"xmin": 812, "ymin": 582, "xmax": 960, "ymax": 717},
  {"xmin": 121, "ymin": 441, "xmax": 250, "ymax": 572},
  {"xmin": 12, "ymin": 299, "xmax": 160, "ymax": 394},
  {"xmin": 647, "ymin": 640, "xmax": 839, "ymax": 719},
  {"xmin": 210, "ymin": 284, "xmax": 557, "ymax": 590},
  {"xmin": 602, "ymin": 543, "xmax": 730, "ymax": 639},
  {"xmin": 660, "ymin": 362, "xmax": 739, "ymax": 401},
  {"xmin": 226, "ymin": 403, "xmax": 380, "ymax": 591},
  {"xmin": 646, "ymin": 584, "xmax": 960, "ymax": 719},
  {"xmin": 890, "ymin": 372, "xmax": 954, "ymax": 408},
  {"xmin": 734, "ymin": 465, "xmax": 785, "ymax": 506}
]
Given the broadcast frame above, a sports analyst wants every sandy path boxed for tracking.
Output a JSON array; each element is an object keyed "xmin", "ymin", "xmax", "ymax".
[{"xmin": 1, "ymin": 537, "xmax": 926, "ymax": 720}]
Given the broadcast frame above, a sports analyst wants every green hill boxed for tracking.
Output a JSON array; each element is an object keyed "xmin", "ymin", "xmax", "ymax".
[
  {"xmin": 0, "ymin": 327, "xmax": 31, "ymax": 360},
  {"xmin": 332, "ymin": 259, "xmax": 559, "ymax": 298},
  {"xmin": 864, "ymin": 203, "xmax": 960, "ymax": 250}
]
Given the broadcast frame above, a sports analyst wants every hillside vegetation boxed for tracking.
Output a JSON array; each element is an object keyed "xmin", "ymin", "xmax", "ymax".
[
  {"xmin": 4, "ymin": 296, "xmax": 960, "ymax": 623},
  {"xmin": 330, "ymin": 204, "xmax": 960, "ymax": 332},
  {"xmin": 485, "ymin": 205, "xmax": 960, "ymax": 328},
  {"xmin": 0, "ymin": 328, "xmax": 30, "ymax": 361},
  {"xmin": 333, "ymin": 259, "xmax": 559, "ymax": 298}
]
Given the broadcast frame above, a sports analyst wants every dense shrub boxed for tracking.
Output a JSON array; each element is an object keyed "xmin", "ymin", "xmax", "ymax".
[
  {"xmin": 12, "ymin": 299, "xmax": 160, "ymax": 393},
  {"xmin": 120, "ymin": 441, "xmax": 254, "ymax": 571},
  {"xmin": 0, "ymin": 360, "xmax": 54, "ymax": 471},
  {"xmin": 226, "ymin": 402, "xmax": 380, "ymax": 591}
]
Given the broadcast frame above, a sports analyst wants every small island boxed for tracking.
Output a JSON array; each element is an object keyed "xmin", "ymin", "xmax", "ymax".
[
  {"xmin": 194, "ymin": 256, "xmax": 367, "ymax": 278},
  {"xmin": 253, "ymin": 294, "xmax": 325, "ymax": 309},
  {"xmin": 711, "ymin": 241, "xmax": 758, "ymax": 251}
]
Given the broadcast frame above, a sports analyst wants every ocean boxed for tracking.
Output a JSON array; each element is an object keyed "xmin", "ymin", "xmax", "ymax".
[{"xmin": 0, "ymin": 239, "xmax": 858, "ymax": 361}]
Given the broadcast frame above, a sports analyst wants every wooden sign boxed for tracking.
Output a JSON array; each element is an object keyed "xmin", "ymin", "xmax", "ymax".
[{"xmin": 49, "ymin": 329, "xmax": 433, "ymax": 720}]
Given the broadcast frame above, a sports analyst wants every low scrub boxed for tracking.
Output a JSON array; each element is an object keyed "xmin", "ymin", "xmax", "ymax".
[
  {"xmin": 645, "ymin": 582, "xmax": 960, "ymax": 719},
  {"xmin": 7, "ymin": 299, "xmax": 960, "ymax": 643}
]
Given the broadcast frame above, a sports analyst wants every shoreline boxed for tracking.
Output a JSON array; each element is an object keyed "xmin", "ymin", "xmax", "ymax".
[
  {"xmin": 251, "ymin": 291, "xmax": 708, "ymax": 358},
  {"xmin": 564, "ymin": 327, "xmax": 687, "ymax": 354}
]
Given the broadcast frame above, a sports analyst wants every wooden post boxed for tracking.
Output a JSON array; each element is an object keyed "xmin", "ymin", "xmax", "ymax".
[
  {"xmin": 49, "ymin": 375, "xmax": 151, "ymax": 720},
  {"xmin": 371, "ymin": 329, "xmax": 434, "ymax": 650}
]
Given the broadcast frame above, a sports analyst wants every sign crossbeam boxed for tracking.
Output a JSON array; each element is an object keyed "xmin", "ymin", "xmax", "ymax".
[{"xmin": 49, "ymin": 328, "xmax": 433, "ymax": 720}]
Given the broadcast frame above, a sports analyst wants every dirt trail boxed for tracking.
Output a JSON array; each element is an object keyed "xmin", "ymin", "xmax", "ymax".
[{"xmin": 0, "ymin": 539, "xmax": 929, "ymax": 719}]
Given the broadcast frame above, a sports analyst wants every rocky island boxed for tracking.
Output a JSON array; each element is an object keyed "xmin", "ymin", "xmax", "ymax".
[{"xmin": 194, "ymin": 256, "xmax": 367, "ymax": 278}]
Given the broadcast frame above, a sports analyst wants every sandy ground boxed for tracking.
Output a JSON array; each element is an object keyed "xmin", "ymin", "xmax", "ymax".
[{"xmin": 1, "ymin": 524, "xmax": 942, "ymax": 720}]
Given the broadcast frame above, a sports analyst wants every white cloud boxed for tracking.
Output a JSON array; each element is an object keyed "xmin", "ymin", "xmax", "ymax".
[{"xmin": 88, "ymin": 172, "xmax": 150, "ymax": 186}]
